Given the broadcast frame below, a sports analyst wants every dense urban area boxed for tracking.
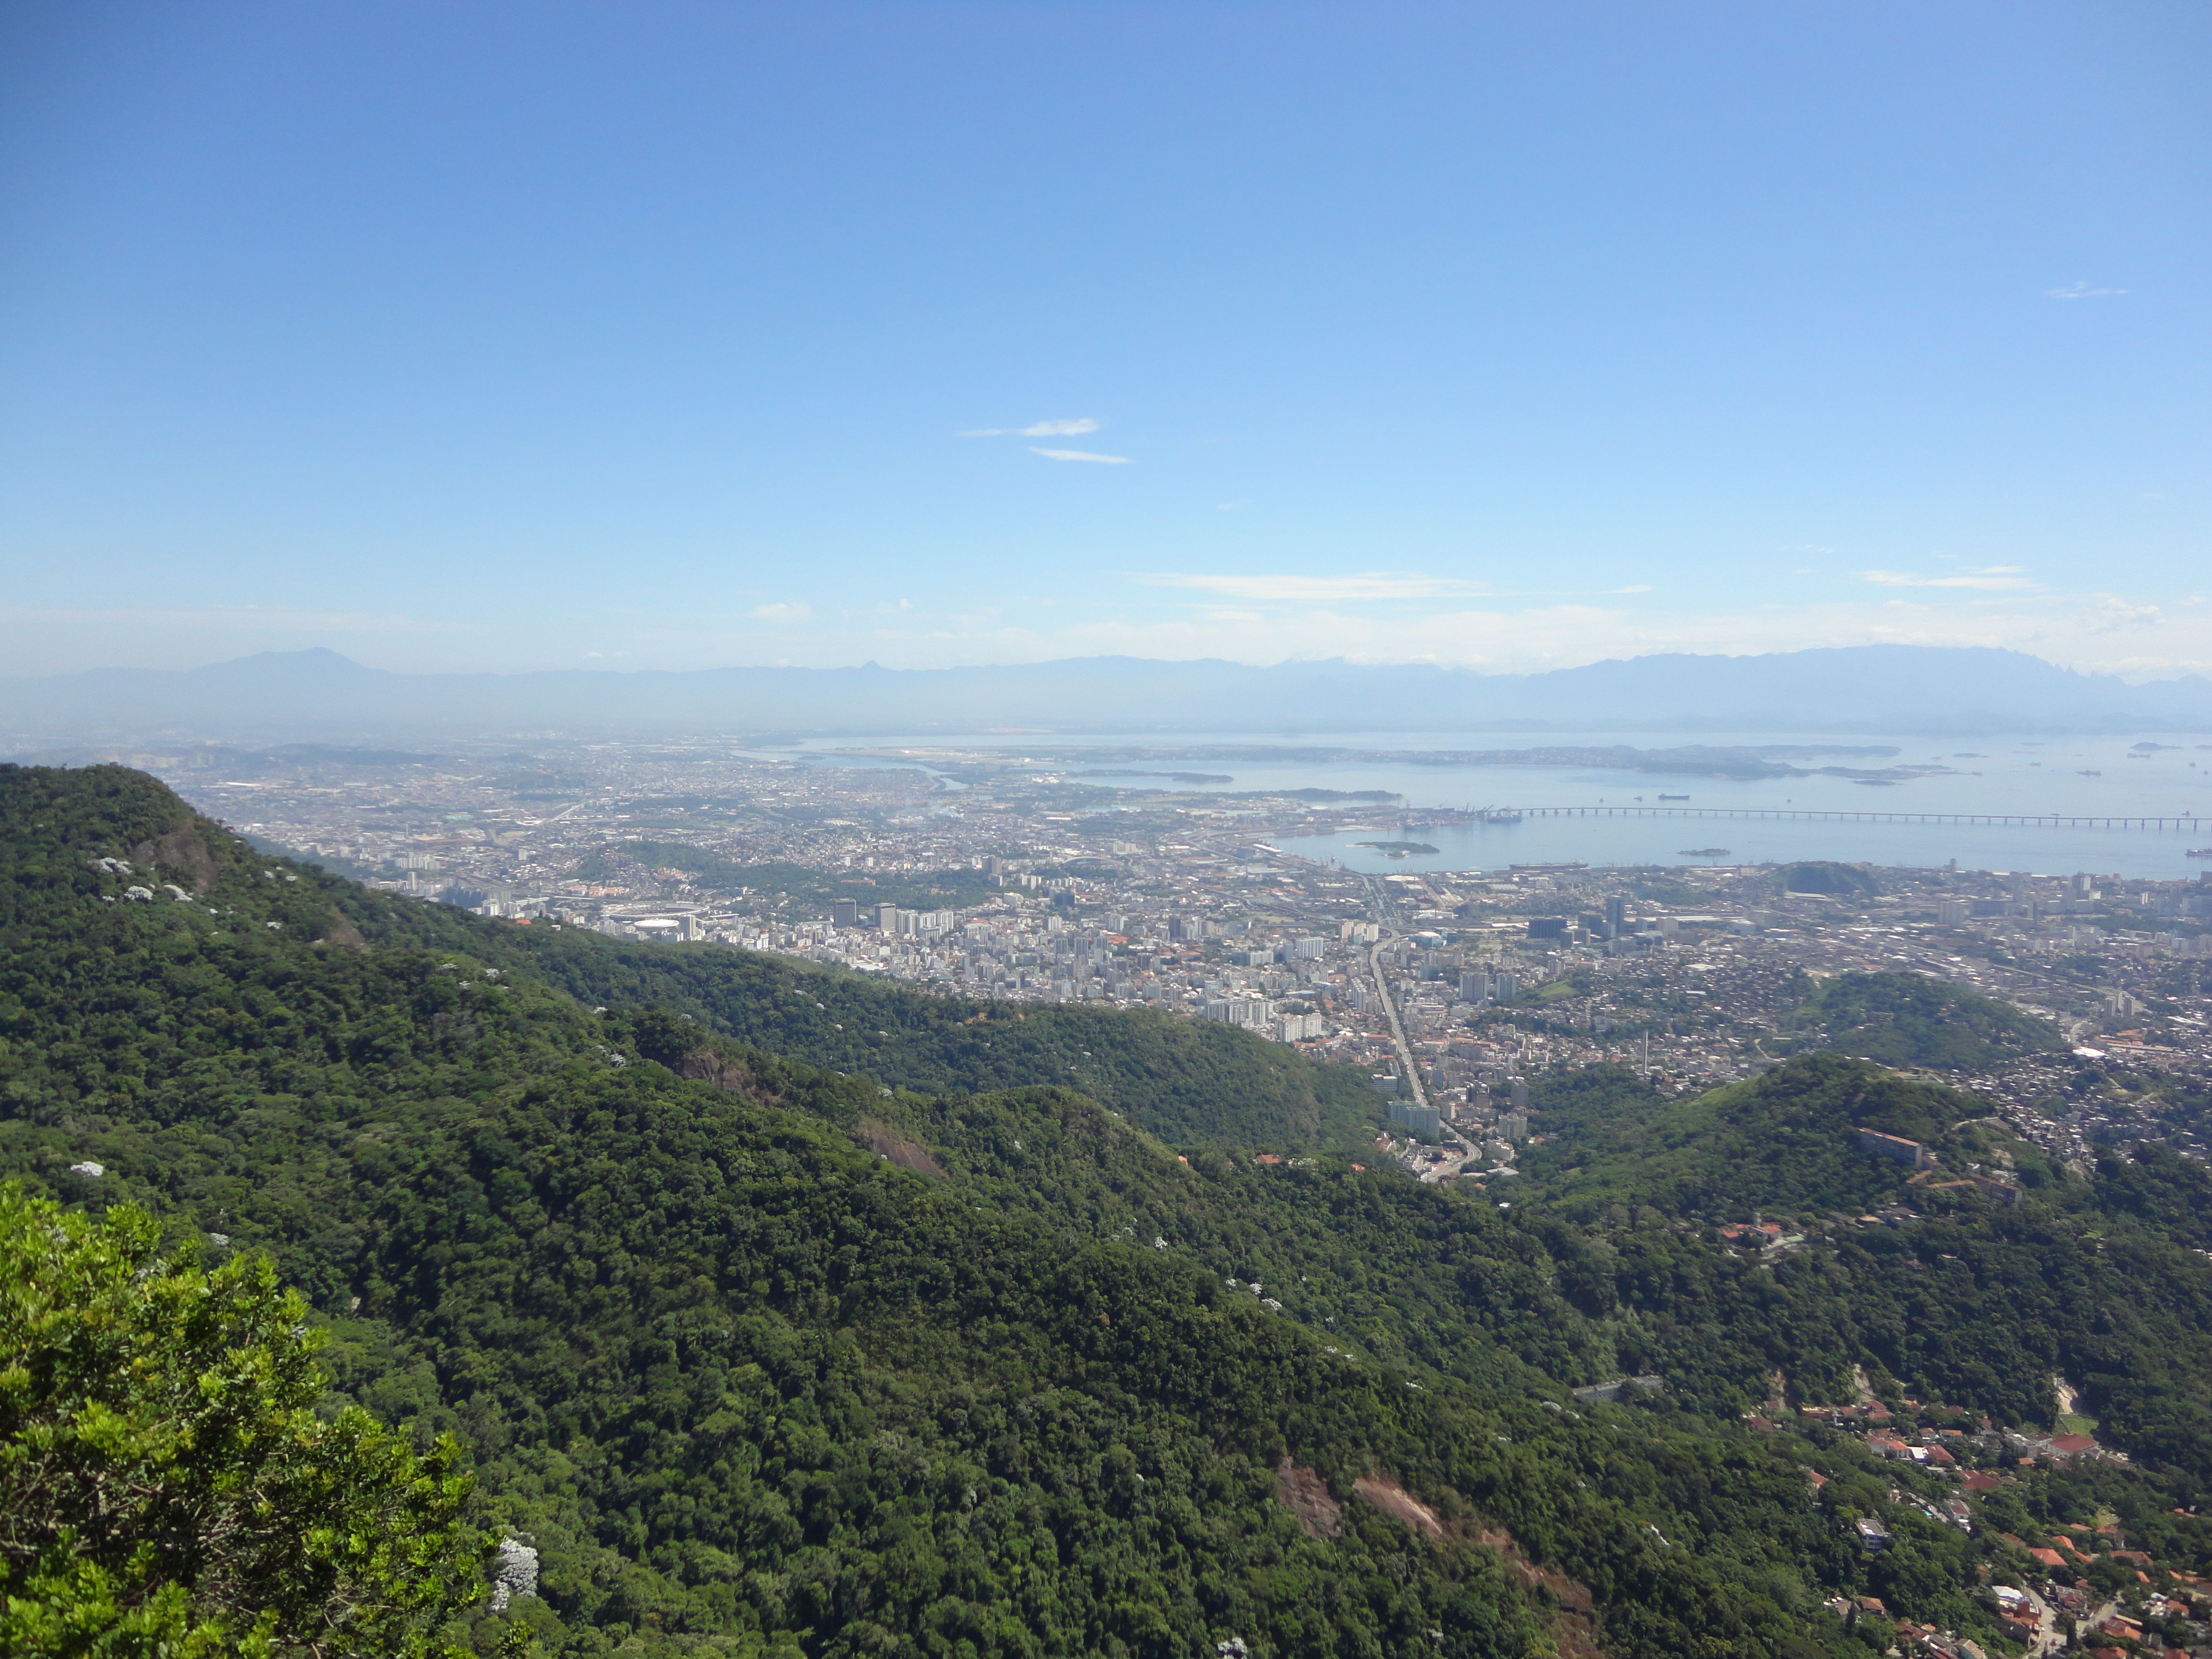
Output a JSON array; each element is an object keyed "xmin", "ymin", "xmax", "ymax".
[{"xmin": 84, "ymin": 735, "xmax": 2212, "ymax": 1198}]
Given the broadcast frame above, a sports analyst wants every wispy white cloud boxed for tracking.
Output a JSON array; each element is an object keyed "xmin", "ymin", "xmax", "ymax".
[
  {"xmin": 2046, "ymin": 281, "xmax": 2127, "ymax": 299},
  {"xmin": 1860, "ymin": 569, "xmax": 2033, "ymax": 591},
  {"xmin": 1029, "ymin": 447, "xmax": 1133, "ymax": 464},
  {"xmin": 960, "ymin": 417, "xmax": 1103, "ymax": 438},
  {"xmin": 1136, "ymin": 571, "xmax": 1493, "ymax": 601},
  {"xmin": 749, "ymin": 602, "xmax": 813, "ymax": 624},
  {"xmin": 2081, "ymin": 595, "xmax": 2161, "ymax": 634}
]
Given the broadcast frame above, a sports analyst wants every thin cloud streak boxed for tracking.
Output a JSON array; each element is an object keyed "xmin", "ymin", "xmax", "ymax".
[
  {"xmin": 960, "ymin": 417, "xmax": 1101, "ymax": 437},
  {"xmin": 1861, "ymin": 569, "xmax": 2034, "ymax": 591},
  {"xmin": 1029, "ymin": 447, "xmax": 1133, "ymax": 464},
  {"xmin": 1138, "ymin": 571, "xmax": 1494, "ymax": 601},
  {"xmin": 2045, "ymin": 281, "xmax": 2127, "ymax": 299}
]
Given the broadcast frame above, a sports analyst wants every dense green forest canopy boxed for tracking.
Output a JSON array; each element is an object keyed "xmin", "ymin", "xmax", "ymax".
[
  {"xmin": 6, "ymin": 765, "xmax": 2212, "ymax": 1659},
  {"xmin": 1778, "ymin": 971, "xmax": 2065, "ymax": 1070},
  {"xmin": 1518, "ymin": 1054, "xmax": 2015, "ymax": 1214},
  {"xmin": 1772, "ymin": 863, "xmax": 1880, "ymax": 898}
]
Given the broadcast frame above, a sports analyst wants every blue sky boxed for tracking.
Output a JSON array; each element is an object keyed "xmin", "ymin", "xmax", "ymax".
[{"xmin": 2, "ymin": 1, "xmax": 2206, "ymax": 677}]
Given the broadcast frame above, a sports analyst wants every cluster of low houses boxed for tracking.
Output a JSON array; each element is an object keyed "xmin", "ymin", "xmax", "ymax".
[
  {"xmin": 1819, "ymin": 1557, "xmax": 2208, "ymax": 1657},
  {"xmin": 1742, "ymin": 1399, "xmax": 2212, "ymax": 1655},
  {"xmin": 1773, "ymin": 1399, "xmax": 2121, "ymax": 1473},
  {"xmin": 1815, "ymin": 1586, "xmax": 2198, "ymax": 1657},
  {"xmin": 1820, "ymin": 1595, "xmax": 1997, "ymax": 1659}
]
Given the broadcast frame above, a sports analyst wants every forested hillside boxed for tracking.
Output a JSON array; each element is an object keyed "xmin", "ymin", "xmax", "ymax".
[
  {"xmin": 302, "ymin": 861, "xmax": 1377, "ymax": 1153},
  {"xmin": 1776, "ymin": 971, "xmax": 2064, "ymax": 1070},
  {"xmin": 1518, "ymin": 1056, "xmax": 2015, "ymax": 1214},
  {"xmin": 7, "ymin": 765, "xmax": 2212, "ymax": 1659},
  {"xmin": 1516, "ymin": 1059, "xmax": 2212, "ymax": 1478}
]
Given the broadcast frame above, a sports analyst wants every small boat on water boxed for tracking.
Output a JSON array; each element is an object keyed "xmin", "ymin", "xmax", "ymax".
[
  {"xmin": 1658, "ymin": 793, "xmax": 1689, "ymax": 801},
  {"xmin": 2189, "ymin": 847, "xmax": 2212, "ymax": 858},
  {"xmin": 1678, "ymin": 848, "xmax": 1730, "ymax": 858},
  {"xmin": 2079, "ymin": 770, "xmax": 2102, "ymax": 777}
]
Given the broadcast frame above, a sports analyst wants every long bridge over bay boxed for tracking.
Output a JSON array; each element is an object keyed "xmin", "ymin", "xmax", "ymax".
[{"xmin": 1474, "ymin": 804, "xmax": 2204, "ymax": 832}]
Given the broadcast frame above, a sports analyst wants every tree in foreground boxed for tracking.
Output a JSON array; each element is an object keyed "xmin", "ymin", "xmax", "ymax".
[{"xmin": 0, "ymin": 1183, "xmax": 489, "ymax": 1656}]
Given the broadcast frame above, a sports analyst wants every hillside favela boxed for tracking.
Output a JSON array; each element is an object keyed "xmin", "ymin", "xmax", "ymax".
[{"xmin": 6, "ymin": 6, "xmax": 2212, "ymax": 1659}]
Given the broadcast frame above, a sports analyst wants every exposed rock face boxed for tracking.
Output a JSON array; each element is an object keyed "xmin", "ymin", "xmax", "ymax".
[
  {"xmin": 1273, "ymin": 1456, "xmax": 1341, "ymax": 1539},
  {"xmin": 675, "ymin": 1048, "xmax": 779, "ymax": 1105},
  {"xmin": 1352, "ymin": 1474, "xmax": 1444, "ymax": 1538},
  {"xmin": 131, "ymin": 823, "xmax": 220, "ymax": 894},
  {"xmin": 1352, "ymin": 1474, "xmax": 1604, "ymax": 1659},
  {"xmin": 856, "ymin": 1120, "xmax": 948, "ymax": 1180}
]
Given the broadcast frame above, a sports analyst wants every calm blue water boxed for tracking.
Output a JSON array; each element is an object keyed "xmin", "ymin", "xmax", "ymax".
[{"xmin": 756, "ymin": 730, "xmax": 2212, "ymax": 879}]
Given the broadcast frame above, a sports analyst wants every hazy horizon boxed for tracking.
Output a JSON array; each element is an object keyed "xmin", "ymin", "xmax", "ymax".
[
  {"xmin": 14, "ymin": 637, "xmax": 2212, "ymax": 687},
  {"xmin": 4, "ymin": 3, "xmax": 2209, "ymax": 684},
  {"xmin": 14, "ymin": 641, "xmax": 2212, "ymax": 748}
]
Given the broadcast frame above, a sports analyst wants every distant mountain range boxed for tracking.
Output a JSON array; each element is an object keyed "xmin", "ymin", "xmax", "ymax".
[{"xmin": 6, "ymin": 644, "xmax": 2212, "ymax": 744}]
